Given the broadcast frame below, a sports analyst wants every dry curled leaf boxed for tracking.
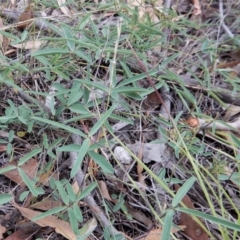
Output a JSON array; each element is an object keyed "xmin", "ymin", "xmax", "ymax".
[
  {"xmin": 143, "ymin": 92, "xmax": 162, "ymax": 109},
  {"xmin": 11, "ymin": 40, "xmax": 46, "ymax": 50},
  {"xmin": 127, "ymin": 204, "xmax": 153, "ymax": 229},
  {"xmin": 30, "ymin": 199, "xmax": 62, "ymax": 211},
  {"xmin": 142, "ymin": 225, "xmax": 184, "ymax": 240},
  {"xmin": 98, "ymin": 180, "xmax": 117, "ymax": 203},
  {"xmin": 0, "ymin": 158, "xmax": 38, "ymax": 187},
  {"xmin": 13, "ymin": 202, "xmax": 77, "ymax": 240},
  {"xmin": 17, "ymin": 3, "xmax": 34, "ymax": 30}
]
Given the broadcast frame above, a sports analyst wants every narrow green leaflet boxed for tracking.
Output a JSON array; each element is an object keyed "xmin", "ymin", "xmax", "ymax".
[
  {"xmin": 18, "ymin": 168, "xmax": 39, "ymax": 197},
  {"xmin": 0, "ymin": 30, "xmax": 20, "ymax": 40},
  {"xmin": 162, "ymin": 209, "xmax": 174, "ymax": 240},
  {"xmin": 89, "ymin": 103, "xmax": 117, "ymax": 137},
  {"xmin": 113, "ymin": 197, "xmax": 124, "ymax": 212},
  {"xmin": 57, "ymin": 144, "xmax": 81, "ymax": 152},
  {"xmin": 32, "ymin": 48, "xmax": 69, "ymax": 57},
  {"xmin": 74, "ymin": 51, "xmax": 92, "ymax": 63},
  {"xmin": 77, "ymin": 218, "xmax": 97, "ymax": 240},
  {"xmin": 68, "ymin": 103, "xmax": 89, "ymax": 114},
  {"xmin": 73, "ymin": 203, "xmax": 83, "ymax": 222},
  {"xmin": 71, "ymin": 138, "xmax": 90, "ymax": 178},
  {"xmin": 172, "ymin": 176, "xmax": 196, "ymax": 207},
  {"xmin": 113, "ymin": 86, "xmax": 147, "ymax": 93},
  {"xmin": 0, "ymin": 165, "xmax": 16, "ymax": 174},
  {"xmin": 32, "ymin": 206, "xmax": 67, "ymax": 221},
  {"xmin": 8, "ymin": 100, "xmax": 18, "ymax": 115},
  {"xmin": 18, "ymin": 148, "xmax": 42, "ymax": 166},
  {"xmin": 67, "ymin": 90, "xmax": 83, "ymax": 106},
  {"xmin": 177, "ymin": 208, "xmax": 240, "ymax": 231},
  {"xmin": 62, "ymin": 25, "xmax": 75, "ymax": 51},
  {"xmin": 117, "ymin": 69, "xmax": 158, "ymax": 87},
  {"xmin": 88, "ymin": 151, "xmax": 114, "ymax": 174},
  {"xmin": 31, "ymin": 116, "xmax": 86, "ymax": 137},
  {"xmin": 76, "ymin": 182, "xmax": 98, "ymax": 201},
  {"xmin": 66, "ymin": 182, "xmax": 76, "ymax": 202},
  {"xmin": 55, "ymin": 181, "xmax": 69, "ymax": 205},
  {"xmin": 68, "ymin": 208, "xmax": 78, "ymax": 234},
  {"xmin": 0, "ymin": 194, "xmax": 13, "ymax": 205}
]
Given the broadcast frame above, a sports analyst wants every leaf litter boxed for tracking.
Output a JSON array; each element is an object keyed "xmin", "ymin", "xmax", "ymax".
[{"xmin": 0, "ymin": 0, "xmax": 240, "ymax": 239}]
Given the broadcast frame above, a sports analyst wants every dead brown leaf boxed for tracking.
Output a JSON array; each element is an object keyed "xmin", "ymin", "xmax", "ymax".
[
  {"xmin": 0, "ymin": 17, "xmax": 10, "ymax": 54},
  {"xmin": 126, "ymin": 204, "xmax": 153, "ymax": 229},
  {"xmin": 4, "ymin": 229, "xmax": 34, "ymax": 240},
  {"xmin": 143, "ymin": 92, "xmax": 162, "ymax": 109},
  {"xmin": 0, "ymin": 225, "xmax": 6, "ymax": 239},
  {"xmin": 192, "ymin": 0, "xmax": 201, "ymax": 15},
  {"xmin": 0, "ymin": 145, "xmax": 7, "ymax": 152},
  {"xmin": 98, "ymin": 180, "xmax": 117, "ymax": 203},
  {"xmin": 17, "ymin": 3, "xmax": 34, "ymax": 30},
  {"xmin": 11, "ymin": 40, "xmax": 46, "ymax": 50},
  {"xmin": 174, "ymin": 184, "xmax": 208, "ymax": 240},
  {"xmin": 0, "ymin": 158, "xmax": 38, "ymax": 187},
  {"xmin": 13, "ymin": 202, "xmax": 77, "ymax": 240},
  {"xmin": 30, "ymin": 199, "xmax": 62, "ymax": 211},
  {"xmin": 142, "ymin": 226, "xmax": 184, "ymax": 240}
]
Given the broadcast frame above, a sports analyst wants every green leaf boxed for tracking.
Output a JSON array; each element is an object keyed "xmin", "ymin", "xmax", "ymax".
[
  {"xmin": 73, "ymin": 203, "xmax": 83, "ymax": 222},
  {"xmin": 68, "ymin": 103, "xmax": 89, "ymax": 114},
  {"xmin": 8, "ymin": 99, "xmax": 18, "ymax": 115},
  {"xmin": 32, "ymin": 206, "xmax": 67, "ymax": 221},
  {"xmin": 77, "ymin": 182, "xmax": 98, "ymax": 201},
  {"xmin": 32, "ymin": 48, "xmax": 69, "ymax": 57},
  {"xmin": 0, "ymin": 30, "xmax": 20, "ymax": 41},
  {"xmin": 89, "ymin": 103, "xmax": 117, "ymax": 137},
  {"xmin": 8, "ymin": 130, "xmax": 14, "ymax": 142},
  {"xmin": 67, "ymin": 90, "xmax": 83, "ymax": 106},
  {"xmin": 35, "ymin": 56, "xmax": 52, "ymax": 67},
  {"xmin": 75, "ymin": 51, "xmax": 92, "ymax": 63},
  {"xmin": 66, "ymin": 182, "xmax": 76, "ymax": 202},
  {"xmin": 88, "ymin": 151, "xmax": 114, "ymax": 174},
  {"xmin": 62, "ymin": 25, "xmax": 75, "ymax": 51},
  {"xmin": 77, "ymin": 218, "xmax": 97, "ymax": 240},
  {"xmin": 75, "ymin": 79, "xmax": 108, "ymax": 92},
  {"xmin": 172, "ymin": 176, "xmax": 196, "ymax": 207},
  {"xmin": 43, "ymin": 133, "xmax": 49, "ymax": 149},
  {"xmin": 71, "ymin": 138, "xmax": 90, "ymax": 178},
  {"xmin": 53, "ymin": 68, "xmax": 70, "ymax": 80},
  {"xmin": 177, "ymin": 208, "xmax": 240, "ymax": 231},
  {"xmin": 0, "ymin": 165, "xmax": 16, "ymax": 174},
  {"xmin": 0, "ymin": 193, "xmax": 13, "ymax": 205},
  {"xmin": 113, "ymin": 196, "xmax": 124, "ymax": 212},
  {"xmin": 55, "ymin": 180, "xmax": 69, "ymax": 205},
  {"xmin": 113, "ymin": 87, "xmax": 147, "ymax": 93},
  {"xmin": 110, "ymin": 114, "xmax": 133, "ymax": 125},
  {"xmin": 64, "ymin": 114, "xmax": 94, "ymax": 124},
  {"xmin": 31, "ymin": 116, "xmax": 86, "ymax": 137},
  {"xmin": 68, "ymin": 208, "xmax": 78, "ymax": 234},
  {"xmin": 162, "ymin": 209, "xmax": 174, "ymax": 240},
  {"xmin": 6, "ymin": 143, "xmax": 12, "ymax": 155},
  {"xmin": 19, "ymin": 191, "xmax": 29, "ymax": 201},
  {"xmin": 117, "ymin": 69, "xmax": 158, "ymax": 87},
  {"xmin": 57, "ymin": 144, "xmax": 81, "ymax": 152},
  {"xmin": 18, "ymin": 168, "xmax": 39, "ymax": 197},
  {"xmin": 18, "ymin": 148, "xmax": 42, "ymax": 166}
]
